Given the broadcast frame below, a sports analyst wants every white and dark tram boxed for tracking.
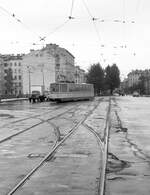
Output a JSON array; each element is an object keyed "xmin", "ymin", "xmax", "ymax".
[{"xmin": 49, "ymin": 82, "xmax": 94, "ymax": 102}]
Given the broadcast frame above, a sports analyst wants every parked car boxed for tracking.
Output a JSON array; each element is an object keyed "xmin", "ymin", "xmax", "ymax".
[
  {"xmin": 113, "ymin": 93, "xmax": 119, "ymax": 96},
  {"xmin": 133, "ymin": 91, "xmax": 140, "ymax": 97}
]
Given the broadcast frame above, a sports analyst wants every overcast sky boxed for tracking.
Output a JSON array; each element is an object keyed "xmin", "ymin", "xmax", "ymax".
[{"xmin": 0, "ymin": 0, "xmax": 150, "ymax": 79}]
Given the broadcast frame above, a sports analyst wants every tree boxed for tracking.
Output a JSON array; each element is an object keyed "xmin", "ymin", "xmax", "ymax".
[
  {"xmin": 5, "ymin": 68, "xmax": 13, "ymax": 95},
  {"xmin": 105, "ymin": 64, "xmax": 120, "ymax": 94},
  {"xmin": 86, "ymin": 63, "xmax": 104, "ymax": 95}
]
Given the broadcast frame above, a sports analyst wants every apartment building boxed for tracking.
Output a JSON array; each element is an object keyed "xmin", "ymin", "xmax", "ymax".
[
  {"xmin": 1, "ymin": 54, "xmax": 23, "ymax": 96},
  {"xmin": 142, "ymin": 70, "xmax": 150, "ymax": 94},
  {"xmin": 22, "ymin": 44, "xmax": 76, "ymax": 94},
  {"xmin": 75, "ymin": 66, "xmax": 86, "ymax": 83},
  {"xmin": 122, "ymin": 69, "xmax": 150, "ymax": 94},
  {"xmin": 0, "ymin": 44, "xmax": 86, "ymax": 96},
  {"xmin": 127, "ymin": 70, "xmax": 142, "ymax": 87},
  {"xmin": 0, "ymin": 57, "xmax": 5, "ymax": 96}
]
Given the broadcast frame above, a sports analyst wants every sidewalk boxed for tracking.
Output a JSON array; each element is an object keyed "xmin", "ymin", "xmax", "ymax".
[{"xmin": 0, "ymin": 98, "xmax": 28, "ymax": 102}]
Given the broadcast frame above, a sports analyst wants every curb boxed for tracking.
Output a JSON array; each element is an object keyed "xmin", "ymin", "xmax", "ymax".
[{"xmin": 0, "ymin": 98, "xmax": 28, "ymax": 103}]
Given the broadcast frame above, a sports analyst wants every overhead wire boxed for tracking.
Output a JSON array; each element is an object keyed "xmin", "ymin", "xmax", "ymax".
[
  {"xmin": 82, "ymin": 0, "xmax": 103, "ymax": 43},
  {"xmin": 45, "ymin": 19, "xmax": 70, "ymax": 38},
  {"xmin": 69, "ymin": 0, "xmax": 75, "ymax": 19},
  {"xmin": 82, "ymin": 0, "xmax": 106, "ymax": 64},
  {"xmin": 44, "ymin": 0, "xmax": 75, "ymax": 40},
  {"xmin": 0, "ymin": 5, "xmax": 41, "ymax": 39},
  {"xmin": 0, "ymin": 1, "xmax": 76, "ymax": 47}
]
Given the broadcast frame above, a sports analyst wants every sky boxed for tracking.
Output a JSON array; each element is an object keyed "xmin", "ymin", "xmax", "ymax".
[{"xmin": 0, "ymin": 0, "xmax": 150, "ymax": 79}]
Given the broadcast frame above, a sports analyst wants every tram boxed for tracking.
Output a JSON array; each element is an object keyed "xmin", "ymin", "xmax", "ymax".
[{"xmin": 49, "ymin": 82, "xmax": 94, "ymax": 102}]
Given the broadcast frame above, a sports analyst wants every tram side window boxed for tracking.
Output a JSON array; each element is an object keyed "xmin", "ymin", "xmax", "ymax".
[
  {"xmin": 68, "ymin": 83, "xmax": 74, "ymax": 92},
  {"xmin": 60, "ymin": 84, "xmax": 67, "ymax": 92}
]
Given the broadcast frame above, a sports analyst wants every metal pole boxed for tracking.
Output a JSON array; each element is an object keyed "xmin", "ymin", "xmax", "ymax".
[
  {"xmin": 41, "ymin": 65, "xmax": 45, "ymax": 90},
  {"xmin": 27, "ymin": 66, "xmax": 31, "ymax": 95},
  {"xmin": 29, "ymin": 69, "xmax": 31, "ymax": 95}
]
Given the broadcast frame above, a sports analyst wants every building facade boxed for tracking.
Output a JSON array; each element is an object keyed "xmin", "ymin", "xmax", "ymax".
[
  {"xmin": 122, "ymin": 69, "xmax": 150, "ymax": 95},
  {"xmin": 0, "ymin": 57, "xmax": 5, "ymax": 96},
  {"xmin": 22, "ymin": 44, "xmax": 76, "ymax": 95},
  {"xmin": 0, "ymin": 44, "xmax": 86, "ymax": 97},
  {"xmin": 127, "ymin": 70, "xmax": 142, "ymax": 87},
  {"xmin": 142, "ymin": 70, "xmax": 150, "ymax": 94},
  {"xmin": 0, "ymin": 54, "xmax": 23, "ymax": 97},
  {"xmin": 75, "ymin": 66, "xmax": 86, "ymax": 83}
]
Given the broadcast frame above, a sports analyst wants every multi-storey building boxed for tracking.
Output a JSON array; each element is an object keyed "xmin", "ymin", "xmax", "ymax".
[
  {"xmin": 122, "ymin": 69, "xmax": 150, "ymax": 94},
  {"xmin": 120, "ymin": 78, "xmax": 128, "ymax": 90},
  {"xmin": 22, "ymin": 44, "xmax": 76, "ymax": 95},
  {"xmin": 75, "ymin": 66, "xmax": 86, "ymax": 83},
  {"xmin": 142, "ymin": 70, "xmax": 150, "ymax": 94},
  {"xmin": 0, "ymin": 57, "xmax": 5, "ymax": 96},
  {"xmin": 127, "ymin": 70, "xmax": 142, "ymax": 87},
  {"xmin": 1, "ymin": 54, "xmax": 23, "ymax": 96},
  {"xmin": 0, "ymin": 44, "xmax": 86, "ymax": 97}
]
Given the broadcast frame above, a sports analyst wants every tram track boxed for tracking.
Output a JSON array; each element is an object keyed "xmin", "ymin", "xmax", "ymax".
[
  {"xmin": 0, "ymin": 104, "xmax": 68, "ymax": 129},
  {"xmin": 99, "ymin": 97, "xmax": 111, "ymax": 195},
  {"xmin": 7, "ymin": 98, "xmax": 103, "ymax": 195},
  {"xmin": 83, "ymin": 97, "xmax": 111, "ymax": 195},
  {"xmin": 0, "ymin": 104, "xmax": 82, "ymax": 144}
]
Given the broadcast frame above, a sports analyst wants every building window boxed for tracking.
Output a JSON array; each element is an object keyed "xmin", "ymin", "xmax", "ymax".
[
  {"xmin": 13, "ymin": 83, "xmax": 17, "ymax": 87},
  {"xmin": 14, "ymin": 75, "xmax": 17, "ymax": 80},
  {"xmin": 14, "ymin": 62, "xmax": 17, "ymax": 66},
  {"xmin": 19, "ymin": 82, "xmax": 22, "ymax": 87},
  {"xmin": 56, "ymin": 64, "xmax": 60, "ymax": 69},
  {"xmin": 14, "ymin": 69, "xmax": 17, "ymax": 73},
  {"xmin": 10, "ymin": 62, "xmax": 12, "ymax": 66},
  {"xmin": 19, "ymin": 75, "xmax": 22, "ymax": 80},
  {"xmin": 18, "ymin": 62, "xmax": 21, "ymax": 66},
  {"xmin": 4, "ymin": 63, "xmax": 7, "ymax": 67}
]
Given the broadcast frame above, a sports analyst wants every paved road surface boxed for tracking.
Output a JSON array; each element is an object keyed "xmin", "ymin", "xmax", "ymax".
[{"xmin": 106, "ymin": 96, "xmax": 150, "ymax": 195}]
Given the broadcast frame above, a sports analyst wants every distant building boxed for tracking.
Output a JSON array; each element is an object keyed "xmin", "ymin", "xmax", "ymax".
[
  {"xmin": 0, "ymin": 54, "xmax": 23, "ymax": 96},
  {"xmin": 0, "ymin": 57, "xmax": 5, "ymax": 96},
  {"xmin": 127, "ymin": 70, "xmax": 142, "ymax": 87},
  {"xmin": 122, "ymin": 69, "xmax": 150, "ymax": 94},
  {"xmin": 120, "ymin": 78, "xmax": 128, "ymax": 90},
  {"xmin": 75, "ymin": 66, "xmax": 86, "ymax": 83},
  {"xmin": 142, "ymin": 69, "xmax": 150, "ymax": 94},
  {"xmin": 0, "ymin": 44, "xmax": 86, "ymax": 96},
  {"xmin": 22, "ymin": 44, "xmax": 76, "ymax": 94}
]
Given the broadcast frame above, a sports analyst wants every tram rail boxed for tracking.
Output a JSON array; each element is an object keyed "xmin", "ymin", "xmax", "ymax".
[
  {"xmin": 7, "ymin": 98, "xmax": 103, "ymax": 195},
  {"xmin": 0, "ymin": 103, "xmax": 71, "ymax": 129},
  {"xmin": 83, "ymin": 97, "xmax": 111, "ymax": 195},
  {"xmin": 0, "ymin": 104, "xmax": 82, "ymax": 144}
]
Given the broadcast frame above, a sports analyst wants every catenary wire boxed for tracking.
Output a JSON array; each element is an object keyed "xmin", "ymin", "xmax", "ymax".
[
  {"xmin": 44, "ymin": 0, "xmax": 75, "ymax": 40},
  {"xmin": 0, "ymin": 5, "xmax": 41, "ymax": 39},
  {"xmin": 82, "ymin": 0, "xmax": 106, "ymax": 64}
]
